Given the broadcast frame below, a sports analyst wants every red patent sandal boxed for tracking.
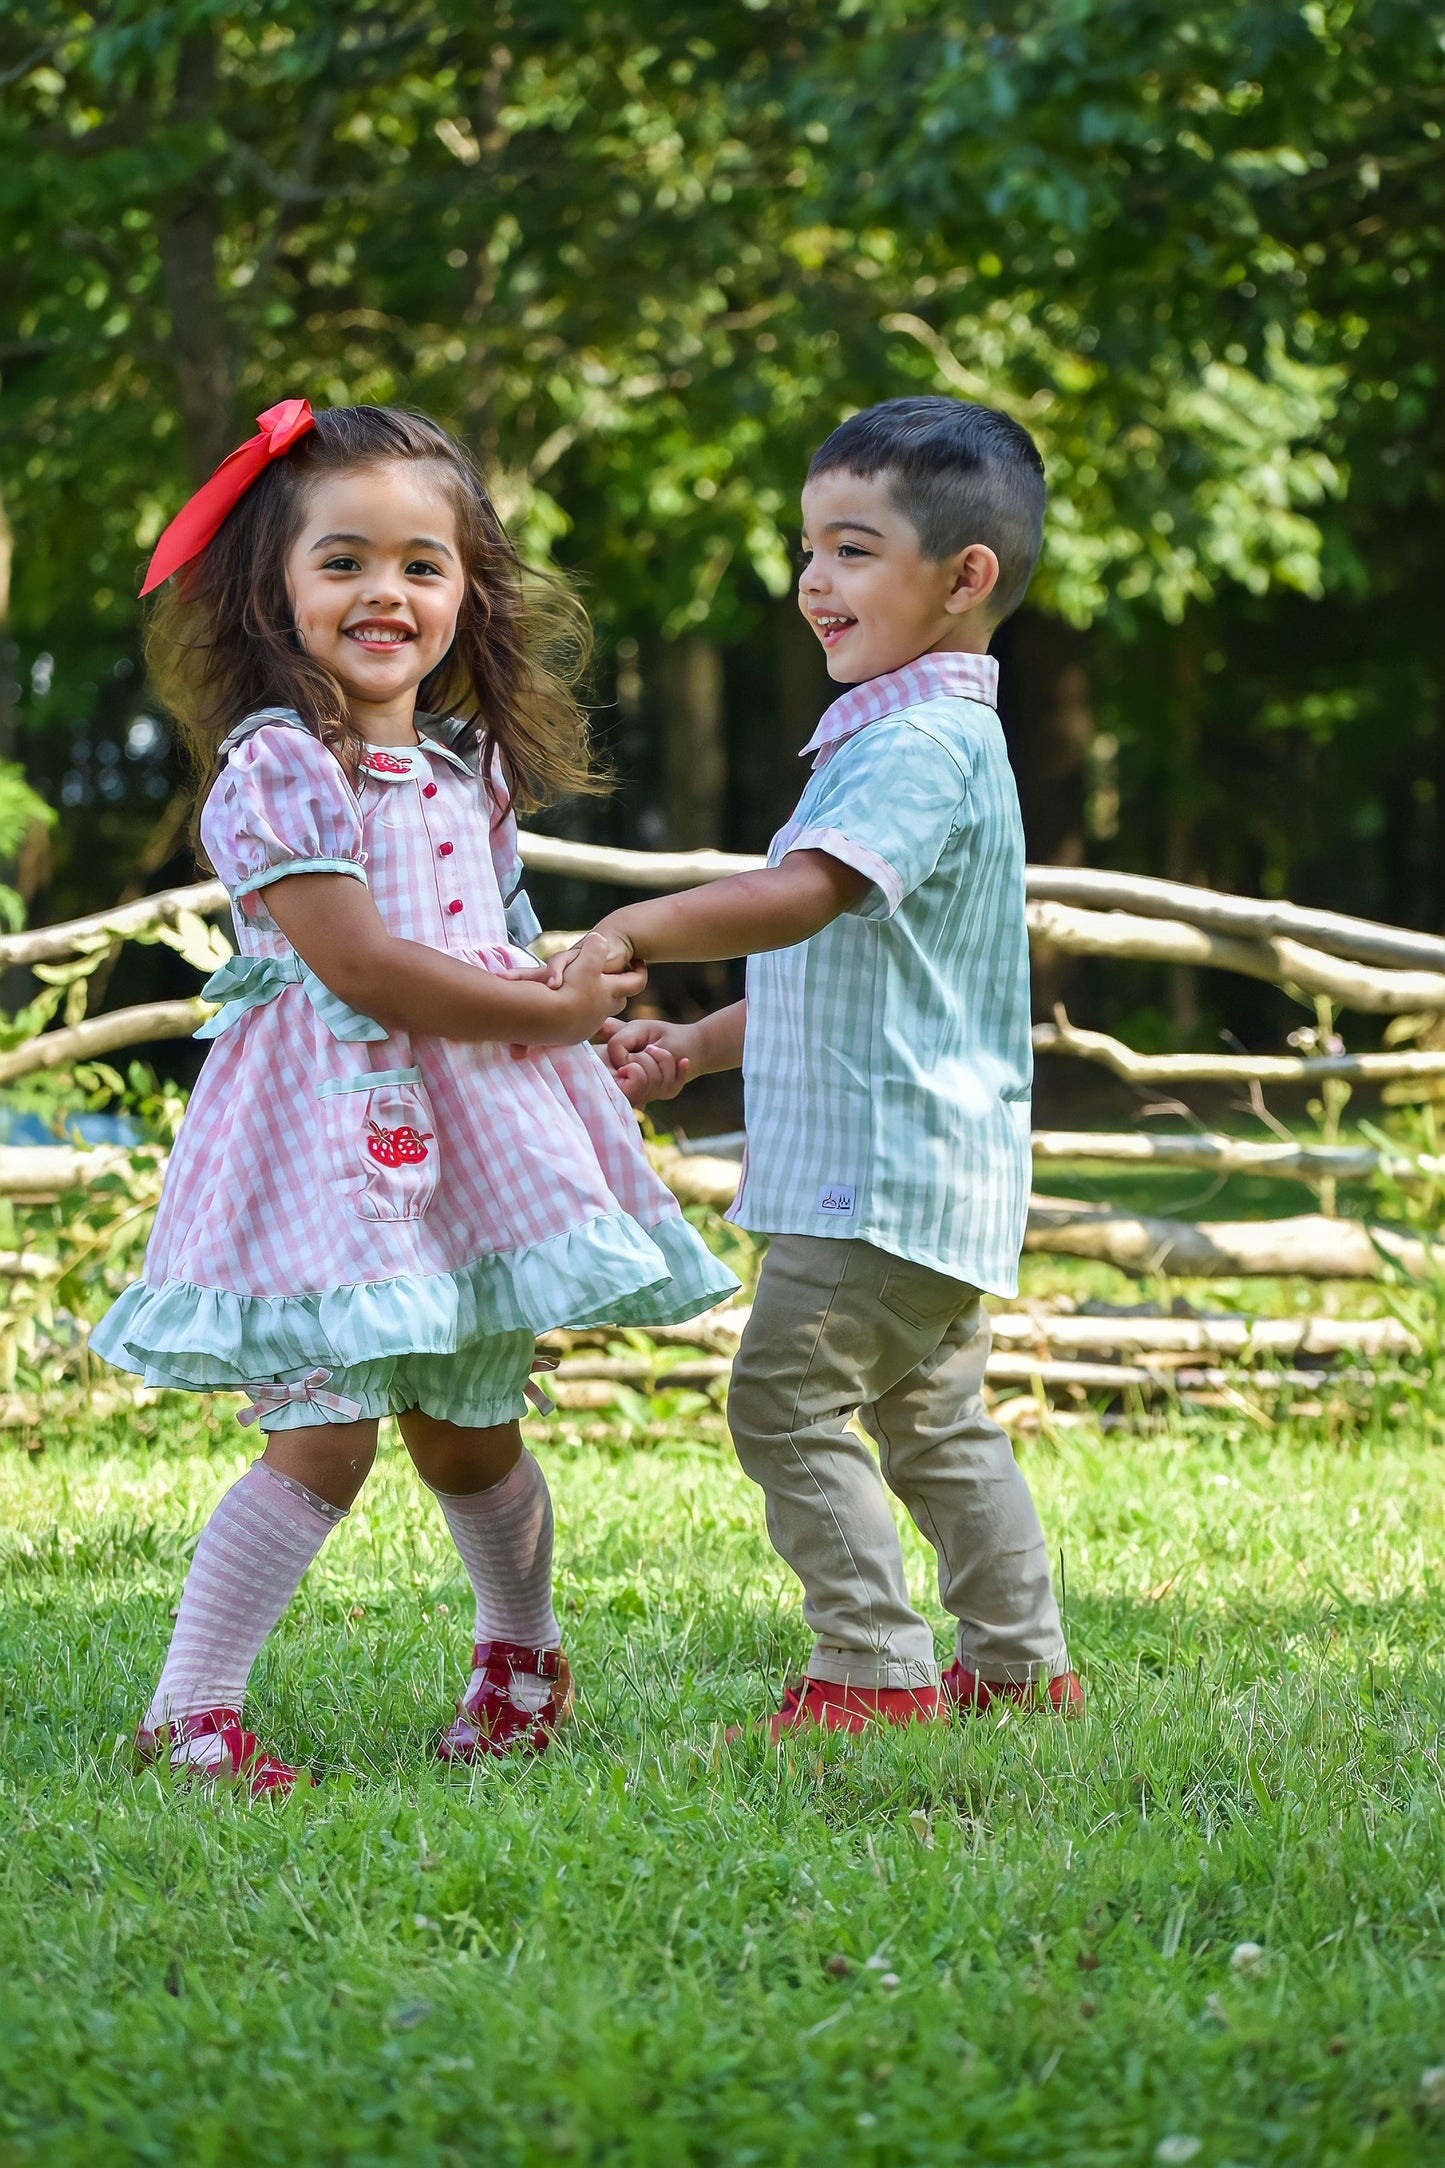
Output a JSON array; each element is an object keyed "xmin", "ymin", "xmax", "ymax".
[
  {"xmin": 437, "ymin": 1641, "xmax": 574, "ymax": 1762},
  {"xmin": 135, "ymin": 1707, "xmax": 306, "ymax": 1798}
]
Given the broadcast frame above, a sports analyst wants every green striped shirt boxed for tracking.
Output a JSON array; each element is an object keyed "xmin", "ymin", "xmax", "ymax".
[{"xmin": 733, "ymin": 651, "xmax": 1031, "ymax": 1296}]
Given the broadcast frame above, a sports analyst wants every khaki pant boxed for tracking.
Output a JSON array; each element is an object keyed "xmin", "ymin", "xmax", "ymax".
[{"xmin": 728, "ymin": 1236, "xmax": 1067, "ymax": 1691}]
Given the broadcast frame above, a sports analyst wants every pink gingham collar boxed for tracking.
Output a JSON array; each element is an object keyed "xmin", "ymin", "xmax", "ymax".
[{"xmin": 801, "ymin": 651, "xmax": 999, "ymax": 768}]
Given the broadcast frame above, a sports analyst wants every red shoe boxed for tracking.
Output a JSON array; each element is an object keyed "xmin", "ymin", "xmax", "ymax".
[
  {"xmin": 733, "ymin": 1675, "xmax": 943, "ymax": 1743},
  {"xmin": 135, "ymin": 1707, "xmax": 306, "ymax": 1798},
  {"xmin": 942, "ymin": 1661, "xmax": 1084, "ymax": 1716},
  {"xmin": 437, "ymin": 1640, "xmax": 574, "ymax": 1762}
]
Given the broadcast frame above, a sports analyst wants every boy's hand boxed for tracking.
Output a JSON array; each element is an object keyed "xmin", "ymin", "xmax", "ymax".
[{"xmin": 597, "ymin": 1016, "xmax": 694, "ymax": 1105}]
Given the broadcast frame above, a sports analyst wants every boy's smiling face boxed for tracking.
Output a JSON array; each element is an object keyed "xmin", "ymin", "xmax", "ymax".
[{"xmin": 797, "ymin": 468, "xmax": 999, "ymax": 684}]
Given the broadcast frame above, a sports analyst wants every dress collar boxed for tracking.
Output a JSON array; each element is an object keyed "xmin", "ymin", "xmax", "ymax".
[
  {"xmin": 801, "ymin": 650, "xmax": 999, "ymax": 769},
  {"xmin": 415, "ymin": 712, "xmax": 482, "ymax": 775},
  {"xmin": 358, "ymin": 718, "xmax": 480, "ymax": 780}
]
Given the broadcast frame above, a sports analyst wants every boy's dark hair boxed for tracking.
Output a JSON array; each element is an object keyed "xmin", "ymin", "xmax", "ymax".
[{"xmin": 807, "ymin": 395, "xmax": 1046, "ymax": 621}]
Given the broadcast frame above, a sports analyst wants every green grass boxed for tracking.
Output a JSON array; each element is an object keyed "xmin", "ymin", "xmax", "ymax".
[{"xmin": 2, "ymin": 1397, "xmax": 1445, "ymax": 2164}]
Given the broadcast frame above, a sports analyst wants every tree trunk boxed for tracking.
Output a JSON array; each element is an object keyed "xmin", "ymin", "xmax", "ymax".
[
  {"xmin": 997, "ymin": 610, "xmax": 1094, "ymax": 1019},
  {"xmin": 659, "ymin": 634, "xmax": 726, "ymax": 849},
  {"xmin": 159, "ymin": 32, "xmax": 236, "ymax": 479},
  {"xmin": 999, "ymin": 609, "xmax": 1093, "ymax": 866},
  {"xmin": 1164, "ymin": 626, "xmax": 1204, "ymax": 1035},
  {"xmin": 0, "ymin": 482, "xmax": 12, "ymax": 759}
]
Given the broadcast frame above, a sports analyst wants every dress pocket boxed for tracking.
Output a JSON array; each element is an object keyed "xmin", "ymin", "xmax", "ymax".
[{"xmin": 318, "ymin": 1064, "xmax": 440, "ymax": 1221}]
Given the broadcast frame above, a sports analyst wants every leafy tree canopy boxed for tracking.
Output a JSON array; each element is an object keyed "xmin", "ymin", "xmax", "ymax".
[{"xmin": 6, "ymin": 0, "xmax": 1437, "ymax": 693}]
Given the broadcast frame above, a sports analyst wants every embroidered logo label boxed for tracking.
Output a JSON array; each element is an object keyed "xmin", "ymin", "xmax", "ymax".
[{"xmin": 816, "ymin": 1184, "xmax": 856, "ymax": 1215}]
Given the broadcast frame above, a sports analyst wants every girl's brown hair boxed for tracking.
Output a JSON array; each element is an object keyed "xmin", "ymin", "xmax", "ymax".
[{"xmin": 145, "ymin": 405, "xmax": 600, "ymax": 860}]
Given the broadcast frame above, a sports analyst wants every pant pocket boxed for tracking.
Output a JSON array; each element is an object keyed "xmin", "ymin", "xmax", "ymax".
[
  {"xmin": 877, "ymin": 1257, "xmax": 969, "ymax": 1332},
  {"xmin": 318, "ymin": 1064, "xmax": 440, "ymax": 1221}
]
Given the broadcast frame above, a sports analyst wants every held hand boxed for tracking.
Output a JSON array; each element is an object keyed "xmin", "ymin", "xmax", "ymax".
[
  {"xmin": 597, "ymin": 1016, "xmax": 694, "ymax": 1106},
  {"xmin": 537, "ymin": 926, "xmax": 635, "ymax": 989},
  {"xmin": 551, "ymin": 932, "xmax": 647, "ymax": 1039}
]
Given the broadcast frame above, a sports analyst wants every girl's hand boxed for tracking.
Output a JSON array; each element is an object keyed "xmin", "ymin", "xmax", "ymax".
[
  {"xmin": 497, "ymin": 930, "xmax": 638, "ymax": 990},
  {"xmin": 546, "ymin": 933, "xmax": 647, "ymax": 1042},
  {"xmin": 597, "ymin": 1017, "xmax": 694, "ymax": 1105},
  {"xmin": 536, "ymin": 927, "xmax": 635, "ymax": 988}
]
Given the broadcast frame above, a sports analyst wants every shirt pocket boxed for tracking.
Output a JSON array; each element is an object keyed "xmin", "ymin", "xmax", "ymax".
[{"xmin": 317, "ymin": 1064, "xmax": 440, "ymax": 1221}]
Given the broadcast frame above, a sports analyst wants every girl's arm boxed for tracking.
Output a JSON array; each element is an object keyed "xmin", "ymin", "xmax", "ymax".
[{"xmin": 264, "ymin": 873, "xmax": 643, "ymax": 1045}]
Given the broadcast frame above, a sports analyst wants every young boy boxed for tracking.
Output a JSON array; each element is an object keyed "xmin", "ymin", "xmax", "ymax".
[{"xmin": 580, "ymin": 395, "xmax": 1080, "ymax": 1734}]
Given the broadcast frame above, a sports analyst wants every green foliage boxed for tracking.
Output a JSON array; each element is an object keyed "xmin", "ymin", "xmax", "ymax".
[
  {"xmin": 0, "ymin": 1062, "xmax": 180, "ymax": 1395},
  {"xmin": 0, "ymin": 757, "xmax": 53, "ymax": 931},
  {"xmin": 8, "ymin": 0, "xmax": 1433, "ymax": 673},
  {"xmin": 2, "ymin": 1414, "xmax": 1445, "ymax": 2157}
]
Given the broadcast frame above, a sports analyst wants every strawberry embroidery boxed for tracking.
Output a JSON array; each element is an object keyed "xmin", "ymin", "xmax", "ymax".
[
  {"xmin": 366, "ymin": 1119, "xmax": 433, "ymax": 1167},
  {"xmin": 365, "ymin": 750, "xmax": 412, "ymax": 775}
]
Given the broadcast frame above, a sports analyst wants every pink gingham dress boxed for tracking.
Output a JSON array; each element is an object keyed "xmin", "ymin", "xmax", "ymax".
[{"xmin": 92, "ymin": 711, "xmax": 736, "ymax": 1395}]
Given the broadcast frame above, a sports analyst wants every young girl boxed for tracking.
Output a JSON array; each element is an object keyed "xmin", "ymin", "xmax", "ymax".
[{"xmin": 93, "ymin": 399, "xmax": 737, "ymax": 1794}]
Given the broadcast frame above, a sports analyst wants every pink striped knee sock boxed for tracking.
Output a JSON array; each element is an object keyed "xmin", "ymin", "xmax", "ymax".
[
  {"xmin": 434, "ymin": 1449, "xmax": 560, "ymax": 1711},
  {"xmin": 145, "ymin": 1462, "xmax": 344, "ymax": 1766}
]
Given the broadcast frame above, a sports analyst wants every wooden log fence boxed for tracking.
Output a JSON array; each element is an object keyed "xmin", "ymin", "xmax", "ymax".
[
  {"xmin": 529, "ymin": 1299, "xmax": 1420, "ymax": 1411},
  {"xmin": 7, "ymin": 849, "xmax": 1445, "ymax": 1012},
  {"xmin": 4, "ymin": 836, "xmax": 1445, "ymax": 1302},
  {"xmin": 11, "ymin": 1130, "xmax": 1440, "ymax": 1202}
]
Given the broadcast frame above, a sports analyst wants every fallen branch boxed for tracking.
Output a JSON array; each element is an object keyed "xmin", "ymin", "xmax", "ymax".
[
  {"xmin": 1034, "ymin": 1014, "xmax": 1445, "ymax": 1087},
  {"xmin": 0, "ymin": 1144, "xmax": 160, "ymax": 1197},
  {"xmin": 1027, "ymin": 902, "xmax": 1445, "ymax": 1014},
  {"xmin": 1030, "ymin": 1129, "xmax": 1445, "ymax": 1187},
  {"xmin": 0, "ymin": 999, "xmax": 213, "ymax": 1084},
  {"xmin": 517, "ymin": 833, "xmax": 763, "ymax": 890},
  {"xmin": 0, "ymin": 880, "xmax": 230, "ymax": 969},
  {"xmin": 1025, "ymin": 867, "xmax": 1445, "ymax": 973},
  {"xmin": 1023, "ymin": 1195, "xmax": 1436, "ymax": 1281},
  {"xmin": 988, "ymin": 1310, "xmax": 1417, "ymax": 1358},
  {"xmin": 546, "ymin": 1346, "xmax": 1163, "ymax": 1399}
]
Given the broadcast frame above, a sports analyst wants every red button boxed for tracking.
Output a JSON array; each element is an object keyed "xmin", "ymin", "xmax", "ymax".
[
  {"xmin": 447, "ymin": 898, "xmax": 464, "ymax": 914},
  {"xmin": 438, "ymin": 841, "xmax": 454, "ymax": 857},
  {"xmin": 422, "ymin": 782, "xmax": 438, "ymax": 798}
]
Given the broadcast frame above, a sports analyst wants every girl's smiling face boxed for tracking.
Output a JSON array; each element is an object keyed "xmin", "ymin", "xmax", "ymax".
[
  {"xmin": 797, "ymin": 468, "xmax": 999, "ymax": 683},
  {"xmin": 285, "ymin": 464, "xmax": 467, "ymax": 740}
]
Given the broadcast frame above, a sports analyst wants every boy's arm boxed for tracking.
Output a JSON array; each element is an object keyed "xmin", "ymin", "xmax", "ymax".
[{"xmin": 597, "ymin": 850, "xmax": 869, "ymax": 966}]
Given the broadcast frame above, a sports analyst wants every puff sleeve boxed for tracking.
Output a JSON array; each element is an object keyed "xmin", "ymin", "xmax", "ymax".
[{"xmin": 200, "ymin": 723, "xmax": 367, "ymax": 911}]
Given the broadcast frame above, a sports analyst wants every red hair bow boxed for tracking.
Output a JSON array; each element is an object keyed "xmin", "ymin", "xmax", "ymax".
[{"xmin": 139, "ymin": 398, "xmax": 316, "ymax": 597}]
